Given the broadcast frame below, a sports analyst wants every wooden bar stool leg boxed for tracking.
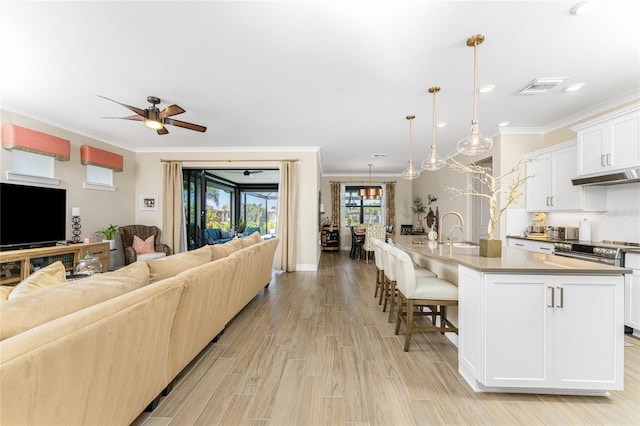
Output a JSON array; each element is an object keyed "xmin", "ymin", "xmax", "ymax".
[
  {"xmin": 387, "ymin": 280, "xmax": 396, "ymax": 323},
  {"xmin": 404, "ymin": 299, "xmax": 414, "ymax": 352},
  {"xmin": 395, "ymin": 293, "xmax": 404, "ymax": 335}
]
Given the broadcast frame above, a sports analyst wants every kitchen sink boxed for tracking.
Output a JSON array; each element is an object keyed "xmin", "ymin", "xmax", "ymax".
[{"xmin": 443, "ymin": 241, "xmax": 479, "ymax": 248}]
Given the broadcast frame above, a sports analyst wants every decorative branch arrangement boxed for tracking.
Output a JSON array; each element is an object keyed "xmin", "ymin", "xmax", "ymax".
[{"xmin": 444, "ymin": 157, "xmax": 531, "ymax": 240}]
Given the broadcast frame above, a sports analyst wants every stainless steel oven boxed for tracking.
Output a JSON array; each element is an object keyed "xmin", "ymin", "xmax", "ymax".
[{"xmin": 553, "ymin": 242, "xmax": 624, "ymax": 267}]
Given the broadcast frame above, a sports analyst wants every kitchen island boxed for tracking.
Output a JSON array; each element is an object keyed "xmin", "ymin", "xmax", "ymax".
[{"xmin": 393, "ymin": 235, "xmax": 631, "ymax": 396}]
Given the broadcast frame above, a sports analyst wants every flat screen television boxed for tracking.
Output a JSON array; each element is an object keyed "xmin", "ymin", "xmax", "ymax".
[{"xmin": 0, "ymin": 183, "xmax": 67, "ymax": 251}]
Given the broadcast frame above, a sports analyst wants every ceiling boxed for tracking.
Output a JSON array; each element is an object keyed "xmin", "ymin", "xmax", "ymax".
[{"xmin": 1, "ymin": 1, "xmax": 639, "ymax": 176}]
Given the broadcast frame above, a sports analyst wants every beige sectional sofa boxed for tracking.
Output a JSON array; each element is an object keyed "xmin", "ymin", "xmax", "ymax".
[{"xmin": 0, "ymin": 233, "xmax": 278, "ymax": 425}]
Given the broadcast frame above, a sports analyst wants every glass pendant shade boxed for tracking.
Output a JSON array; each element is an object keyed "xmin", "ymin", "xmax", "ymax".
[
  {"xmin": 456, "ymin": 34, "xmax": 493, "ymax": 156},
  {"xmin": 402, "ymin": 115, "xmax": 421, "ymax": 180},
  {"xmin": 421, "ymin": 86, "xmax": 446, "ymax": 171}
]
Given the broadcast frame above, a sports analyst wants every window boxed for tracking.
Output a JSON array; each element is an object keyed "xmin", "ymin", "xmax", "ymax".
[
  {"xmin": 344, "ymin": 185, "xmax": 383, "ymax": 226},
  {"xmin": 86, "ymin": 165, "xmax": 113, "ymax": 186},
  {"xmin": 205, "ymin": 182, "xmax": 232, "ymax": 232},
  {"xmin": 240, "ymin": 189, "xmax": 278, "ymax": 235},
  {"xmin": 7, "ymin": 150, "xmax": 59, "ymax": 185}
]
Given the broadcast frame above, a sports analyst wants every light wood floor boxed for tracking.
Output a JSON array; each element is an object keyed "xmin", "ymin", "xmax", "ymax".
[{"xmin": 133, "ymin": 251, "xmax": 640, "ymax": 426}]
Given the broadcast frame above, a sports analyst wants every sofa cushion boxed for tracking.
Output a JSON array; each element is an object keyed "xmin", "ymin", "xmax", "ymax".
[
  {"xmin": 240, "ymin": 231, "xmax": 262, "ymax": 248},
  {"xmin": 133, "ymin": 234, "xmax": 155, "ymax": 254},
  {"xmin": 146, "ymin": 245, "xmax": 211, "ymax": 284},
  {"xmin": 8, "ymin": 261, "xmax": 67, "ymax": 300},
  {"xmin": 0, "ymin": 261, "xmax": 150, "ymax": 341},
  {"xmin": 0, "ymin": 286, "xmax": 14, "ymax": 301},
  {"xmin": 210, "ymin": 237, "xmax": 243, "ymax": 260}
]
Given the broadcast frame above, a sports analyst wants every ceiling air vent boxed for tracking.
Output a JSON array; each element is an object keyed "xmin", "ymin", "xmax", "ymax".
[
  {"xmin": 517, "ymin": 78, "xmax": 567, "ymax": 95},
  {"xmin": 371, "ymin": 153, "xmax": 387, "ymax": 158}
]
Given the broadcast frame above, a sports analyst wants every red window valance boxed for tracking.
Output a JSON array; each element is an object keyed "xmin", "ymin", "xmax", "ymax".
[
  {"xmin": 80, "ymin": 145, "xmax": 123, "ymax": 172},
  {"xmin": 1, "ymin": 124, "xmax": 70, "ymax": 161}
]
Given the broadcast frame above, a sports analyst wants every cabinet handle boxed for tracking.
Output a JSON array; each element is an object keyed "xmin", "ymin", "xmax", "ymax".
[
  {"xmin": 601, "ymin": 154, "xmax": 606, "ymax": 167},
  {"xmin": 515, "ymin": 243, "xmax": 524, "ymax": 247},
  {"xmin": 550, "ymin": 196, "xmax": 554, "ymax": 207},
  {"xmin": 548, "ymin": 285, "xmax": 555, "ymax": 308},
  {"xmin": 546, "ymin": 196, "xmax": 550, "ymax": 206},
  {"xmin": 557, "ymin": 286, "xmax": 564, "ymax": 308},
  {"xmin": 606, "ymin": 153, "xmax": 611, "ymax": 166},
  {"xmin": 539, "ymin": 247, "xmax": 551, "ymax": 251}
]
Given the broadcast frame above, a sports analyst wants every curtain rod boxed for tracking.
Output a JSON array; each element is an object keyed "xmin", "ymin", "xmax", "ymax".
[{"xmin": 160, "ymin": 158, "xmax": 298, "ymax": 163}]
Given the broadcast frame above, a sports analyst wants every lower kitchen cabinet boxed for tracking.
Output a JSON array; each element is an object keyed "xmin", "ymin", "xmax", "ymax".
[
  {"xmin": 625, "ymin": 253, "xmax": 640, "ymax": 336},
  {"xmin": 458, "ymin": 266, "xmax": 624, "ymax": 394},
  {"xmin": 507, "ymin": 237, "xmax": 554, "ymax": 254}
]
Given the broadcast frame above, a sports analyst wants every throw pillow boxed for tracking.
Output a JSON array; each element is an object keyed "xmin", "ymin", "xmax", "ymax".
[
  {"xmin": 8, "ymin": 261, "xmax": 67, "ymax": 300},
  {"xmin": 240, "ymin": 231, "xmax": 262, "ymax": 248},
  {"xmin": 133, "ymin": 235, "xmax": 155, "ymax": 254}
]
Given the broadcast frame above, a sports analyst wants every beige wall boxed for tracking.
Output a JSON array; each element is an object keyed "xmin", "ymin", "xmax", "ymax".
[
  {"xmin": 0, "ymin": 110, "xmax": 137, "ymax": 264},
  {"xmin": 1, "ymin": 110, "xmax": 321, "ymax": 270},
  {"xmin": 320, "ymin": 175, "xmax": 412, "ymax": 249},
  {"xmin": 135, "ymin": 149, "xmax": 321, "ymax": 270},
  {"xmin": 412, "ymin": 98, "xmax": 640, "ymax": 244}
]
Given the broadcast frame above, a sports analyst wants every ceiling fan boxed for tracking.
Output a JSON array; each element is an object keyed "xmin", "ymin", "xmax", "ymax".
[
  {"xmin": 99, "ymin": 95, "xmax": 207, "ymax": 135},
  {"xmin": 228, "ymin": 170, "xmax": 264, "ymax": 177}
]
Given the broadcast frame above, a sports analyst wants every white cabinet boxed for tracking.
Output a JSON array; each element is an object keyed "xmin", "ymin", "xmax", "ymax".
[
  {"xmin": 458, "ymin": 266, "xmax": 624, "ymax": 393},
  {"xmin": 624, "ymin": 253, "xmax": 640, "ymax": 336},
  {"xmin": 508, "ymin": 237, "xmax": 554, "ymax": 254},
  {"xmin": 526, "ymin": 141, "xmax": 605, "ymax": 212},
  {"xmin": 574, "ymin": 105, "xmax": 640, "ymax": 176}
]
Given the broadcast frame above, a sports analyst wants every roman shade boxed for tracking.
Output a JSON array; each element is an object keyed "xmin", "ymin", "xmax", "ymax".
[
  {"xmin": 1, "ymin": 124, "xmax": 70, "ymax": 161},
  {"xmin": 80, "ymin": 145, "xmax": 123, "ymax": 172}
]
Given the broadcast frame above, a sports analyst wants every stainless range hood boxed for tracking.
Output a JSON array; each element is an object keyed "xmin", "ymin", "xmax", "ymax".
[{"xmin": 571, "ymin": 167, "xmax": 640, "ymax": 186}]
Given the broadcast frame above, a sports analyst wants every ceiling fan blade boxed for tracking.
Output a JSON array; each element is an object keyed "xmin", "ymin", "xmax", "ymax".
[
  {"xmin": 159, "ymin": 104, "xmax": 185, "ymax": 119},
  {"xmin": 98, "ymin": 95, "xmax": 146, "ymax": 117},
  {"xmin": 101, "ymin": 114, "xmax": 144, "ymax": 121},
  {"xmin": 157, "ymin": 127, "xmax": 169, "ymax": 135},
  {"xmin": 164, "ymin": 117, "xmax": 207, "ymax": 133}
]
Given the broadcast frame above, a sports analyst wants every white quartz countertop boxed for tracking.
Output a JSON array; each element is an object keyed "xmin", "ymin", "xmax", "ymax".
[{"xmin": 394, "ymin": 235, "xmax": 632, "ymax": 274}]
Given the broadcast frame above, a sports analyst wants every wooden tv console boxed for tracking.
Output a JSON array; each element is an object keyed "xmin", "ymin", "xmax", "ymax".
[{"xmin": 0, "ymin": 242, "xmax": 110, "ymax": 286}]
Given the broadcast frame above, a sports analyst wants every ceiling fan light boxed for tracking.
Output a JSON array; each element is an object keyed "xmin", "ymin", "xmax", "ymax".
[{"xmin": 144, "ymin": 119, "xmax": 164, "ymax": 130}]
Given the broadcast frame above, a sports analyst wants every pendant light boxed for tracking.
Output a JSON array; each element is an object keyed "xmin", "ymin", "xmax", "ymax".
[
  {"xmin": 401, "ymin": 115, "xmax": 420, "ymax": 180},
  {"xmin": 421, "ymin": 86, "xmax": 446, "ymax": 171},
  {"xmin": 359, "ymin": 163, "xmax": 381, "ymax": 200},
  {"xmin": 456, "ymin": 34, "xmax": 493, "ymax": 156}
]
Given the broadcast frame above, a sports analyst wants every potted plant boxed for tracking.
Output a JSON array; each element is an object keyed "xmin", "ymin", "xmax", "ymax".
[
  {"xmin": 97, "ymin": 224, "xmax": 118, "ymax": 250},
  {"xmin": 235, "ymin": 218, "xmax": 246, "ymax": 236},
  {"xmin": 412, "ymin": 196, "xmax": 426, "ymax": 231}
]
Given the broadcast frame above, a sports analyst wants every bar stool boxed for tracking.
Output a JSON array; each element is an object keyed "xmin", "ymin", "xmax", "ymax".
[
  {"xmin": 381, "ymin": 243, "xmax": 436, "ymax": 323},
  {"xmin": 372, "ymin": 238, "xmax": 385, "ymax": 302},
  {"xmin": 390, "ymin": 246, "xmax": 458, "ymax": 352}
]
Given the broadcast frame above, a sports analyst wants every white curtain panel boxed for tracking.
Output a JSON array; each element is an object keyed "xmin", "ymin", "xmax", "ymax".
[
  {"xmin": 162, "ymin": 161, "xmax": 185, "ymax": 254},
  {"xmin": 275, "ymin": 161, "xmax": 298, "ymax": 271}
]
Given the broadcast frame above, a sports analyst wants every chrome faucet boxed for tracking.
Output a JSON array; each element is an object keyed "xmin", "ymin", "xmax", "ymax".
[{"xmin": 438, "ymin": 210, "xmax": 465, "ymax": 244}]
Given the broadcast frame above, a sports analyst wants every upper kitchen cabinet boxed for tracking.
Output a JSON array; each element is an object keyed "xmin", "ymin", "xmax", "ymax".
[
  {"xmin": 573, "ymin": 104, "xmax": 640, "ymax": 176},
  {"xmin": 526, "ymin": 141, "xmax": 605, "ymax": 212}
]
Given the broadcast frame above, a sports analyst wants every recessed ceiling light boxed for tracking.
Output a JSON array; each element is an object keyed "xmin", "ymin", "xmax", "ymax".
[
  {"xmin": 479, "ymin": 84, "xmax": 496, "ymax": 94},
  {"xmin": 498, "ymin": 121, "xmax": 510, "ymax": 127},
  {"xmin": 565, "ymin": 82, "xmax": 586, "ymax": 92},
  {"xmin": 436, "ymin": 122, "xmax": 447, "ymax": 128},
  {"xmin": 570, "ymin": 0, "xmax": 600, "ymax": 15}
]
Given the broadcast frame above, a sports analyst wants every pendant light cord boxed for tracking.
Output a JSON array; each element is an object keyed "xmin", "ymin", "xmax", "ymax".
[
  {"xmin": 472, "ymin": 41, "xmax": 478, "ymax": 122},
  {"xmin": 431, "ymin": 90, "xmax": 437, "ymax": 149}
]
